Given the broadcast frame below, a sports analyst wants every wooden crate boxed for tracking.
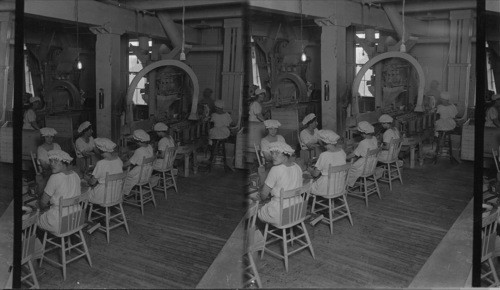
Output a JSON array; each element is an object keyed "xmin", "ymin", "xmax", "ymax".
[{"xmin": 0, "ymin": 122, "xmax": 12, "ymax": 163}]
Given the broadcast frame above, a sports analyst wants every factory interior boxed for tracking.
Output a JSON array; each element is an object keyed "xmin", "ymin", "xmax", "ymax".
[{"xmin": 0, "ymin": 0, "xmax": 499, "ymax": 288}]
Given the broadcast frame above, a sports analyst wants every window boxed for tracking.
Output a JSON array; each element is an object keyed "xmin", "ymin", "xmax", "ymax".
[
  {"xmin": 487, "ymin": 43, "xmax": 497, "ymax": 94},
  {"xmin": 355, "ymin": 32, "xmax": 376, "ymax": 97},
  {"xmin": 129, "ymin": 40, "xmax": 152, "ymax": 105},
  {"xmin": 24, "ymin": 45, "xmax": 34, "ymax": 97},
  {"xmin": 250, "ymin": 36, "xmax": 262, "ymax": 88}
]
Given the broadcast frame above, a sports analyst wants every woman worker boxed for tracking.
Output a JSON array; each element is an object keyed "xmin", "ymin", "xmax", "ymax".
[
  {"xmin": 260, "ymin": 119, "xmax": 286, "ymax": 163},
  {"xmin": 37, "ymin": 149, "xmax": 81, "ymax": 234},
  {"xmin": 208, "ymin": 100, "xmax": 234, "ymax": 164},
  {"xmin": 299, "ymin": 113, "xmax": 322, "ymax": 164},
  {"xmin": 86, "ymin": 138, "xmax": 123, "ymax": 204},
  {"xmin": 23, "ymin": 96, "xmax": 42, "ymax": 130},
  {"xmin": 248, "ymin": 88, "xmax": 267, "ymax": 152},
  {"xmin": 152, "ymin": 122, "xmax": 175, "ymax": 170},
  {"xmin": 485, "ymin": 94, "xmax": 500, "ymax": 128},
  {"xmin": 75, "ymin": 121, "xmax": 99, "ymax": 173},
  {"xmin": 346, "ymin": 121, "xmax": 379, "ymax": 187},
  {"xmin": 257, "ymin": 141, "xmax": 303, "ymax": 225},
  {"xmin": 37, "ymin": 128, "xmax": 62, "ymax": 172},
  {"xmin": 308, "ymin": 130, "xmax": 347, "ymax": 195},
  {"xmin": 435, "ymin": 92, "xmax": 458, "ymax": 133},
  {"xmin": 122, "ymin": 129, "xmax": 154, "ymax": 196},
  {"xmin": 377, "ymin": 114, "xmax": 401, "ymax": 162}
]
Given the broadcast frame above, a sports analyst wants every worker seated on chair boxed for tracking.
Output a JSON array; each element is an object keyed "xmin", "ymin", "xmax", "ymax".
[
  {"xmin": 485, "ymin": 94, "xmax": 500, "ymax": 128},
  {"xmin": 377, "ymin": 114, "xmax": 401, "ymax": 162},
  {"xmin": 84, "ymin": 138, "xmax": 123, "ymax": 204},
  {"xmin": 37, "ymin": 150, "xmax": 81, "ymax": 235},
  {"xmin": 121, "ymin": 129, "xmax": 154, "ymax": 196},
  {"xmin": 434, "ymin": 92, "xmax": 458, "ymax": 136},
  {"xmin": 306, "ymin": 130, "xmax": 346, "ymax": 196},
  {"xmin": 299, "ymin": 113, "xmax": 323, "ymax": 166},
  {"xmin": 256, "ymin": 142, "xmax": 303, "ymax": 226},
  {"xmin": 260, "ymin": 119, "xmax": 286, "ymax": 164},
  {"xmin": 346, "ymin": 121, "xmax": 380, "ymax": 187},
  {"xmin": 75, "ymin": 121, "xmax": 99, "ymax": 172},
  {"xmin": 152, "ymin": 122, "xmax": 176, "ymax": 170},
  {"xmin": 23, "ymin": 95, "xmax": 42, "ymax": 130},
  {"xmin": 208, "ymin": 100, "xmax": 234, "ymax": 159},
  {"xmin": 36, "ymin": 127, "xmax": 62, "ymax": 192}
]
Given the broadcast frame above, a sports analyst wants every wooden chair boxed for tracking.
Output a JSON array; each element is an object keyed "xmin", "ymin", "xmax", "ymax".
[
  {"xmin": 243, "ymin": 201, "xmax": 262, "ymax": 288},
  {"xmin": 39, "ymin": 191, "xmax": 92, "ymax": 280},
  {"xmin": 310, "ymin": 163, "xmax": 353, "ymax": 234},
  {"xmin": 21, "ymin": 211, "xmax": 40, "ymax": 289},
  {"xmin": 377, "ymin": 138, "xmax": 404, "ymax": 191},
  {"xmin": 253, "ymin": 143, "xmax": 265, "ymax": 167},
  {"xmin": 481, "ymin": 208, "xmax": 500, "ymax": 286},
  {"xmin": 260, "ymin": 182, "xmax": 315, "ymax": 272},
  {"xmin": 30, "ymin": 152, "xmax": 42, "ymax": 176},
  {"xmin": 492, "ymin": 148, "xmax": 500, "ymax": 173},
  {"xmin": 123, "ymin": 156, "xmax": 157, "ymax": 215},
  {"xmin": 152, "ymin": 147, "xmax": 178, "ymax": 200},
  {"xmin": 72, "ymin": 141, "xmax": 93, "ymax": 173},
  {"xmin": 347, "ymin": 148, "xmax": 382, "ymax": 207},
  {"xmin": 88, "ymin": 172, "xmax": 130, "ymax": 243}
]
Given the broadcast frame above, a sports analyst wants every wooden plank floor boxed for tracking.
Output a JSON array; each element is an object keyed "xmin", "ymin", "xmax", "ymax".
[
  {"xmin": 34, "ymin": 167, "xmax": 246, "ymax": 289},
  {"xmin": 256, "ymin": 160, "xmax": 474, "ymax": 288},
  {"xmin": 0, "ymin": 163, "xmax": 13, "ymax": 216}
]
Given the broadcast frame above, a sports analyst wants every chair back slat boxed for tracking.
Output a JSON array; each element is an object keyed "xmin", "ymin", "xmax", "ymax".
[
  {"xmin": 158, "ymin": 147, "xmax": 177, "ymax": 171},
  {"xmin": 58, "ymin": 191, "xmax": 89, "ymax": 235},
  {"xmin": 22, "ymin": 211, "xmax": 39, "ymax": 263},
  {"xmin": 279, "ymin": 182, "xmax": 311, "ymax": 227},
  {"xmin": 245, "ymin": 200, "xmax": 260, "ymax": 231},
  {"xmin": 362, "ymin": 148, "xmax": 381, "ymax": 176},
  {"xmin": 326, "ymin": 163, "xmax": 352, "ymax": 197},
  {"xmin": 482, "ymin": 209, "xmax": 500, "ymax": 262},
  {"xmin": 103, "ymin": 171, "xmax": 128, "ymax": 205},
  {"xmin": 492, "ymin": 148, "xmax": 500, "ymax": 173},
  {"xmin": 31, "ymin": 152, "xmax": 42, "ymax": 175},
  {"xmin": 138, "ymin": 156, "xmax": 156, "ymax": 184},
  {"xmin": 386, "ymin": 138, "xmax": 403, "ymax": 162}
]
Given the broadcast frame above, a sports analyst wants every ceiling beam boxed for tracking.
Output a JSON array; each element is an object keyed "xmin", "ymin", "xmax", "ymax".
[
  {"xmin": 166, "ymin": 6, "xmax": 243, "ymax": 22},
  {"xmin": 249, "ymin": 0, "xmax": 430, "ymax": 36},
  {"xmin": 122, "ymin": 0, "xmax": 244, "ymax": 10},
  {"xmin": 393, "ymin": 1, "xmax": 476, "ymax": 14},
  {"xmin": 24, "ymin": 0, "xmax": 197, "ymax": 42}
]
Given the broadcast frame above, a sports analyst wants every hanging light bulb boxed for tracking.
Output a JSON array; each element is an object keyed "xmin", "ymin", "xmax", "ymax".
[
  {"xmin": 77, "ymin": 57, "xmax": 83, "ymax": 70},
  {"xmin": 75, "ymin": 0, "xmax": 83, "ymax": 69},
  {"xmin": 180, "ymin": 0, "xmax": 186, "ymax": 61},
  {"xmin": 300, "ymin": 0, "xmax": 306, "ymax": 63},
  {"xmin": 301, "ymin": 50, "xmax": 307, "ymax": 62}
]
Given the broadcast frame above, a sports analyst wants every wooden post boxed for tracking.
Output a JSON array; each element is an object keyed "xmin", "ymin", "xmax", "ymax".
[
  {"xmin": 221, "ymin": 18, "xmax": 243, "ymax": 123},
  {"xmin": 447, "ymin": 10, "xmax": 473, "ymax": 116},
  {"xmin": 0, "ymin": 12, "xmax": 13, "ymax": 124},
  {"xmin": 315, "ymin": 17, "xmax": 349, "ymax": 132},
  {"xmin": 94, "ymin": 28, "xmax": 126, "ymax": 142}
]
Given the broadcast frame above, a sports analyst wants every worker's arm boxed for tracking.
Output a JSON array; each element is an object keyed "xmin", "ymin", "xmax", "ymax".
[
  {"xmin": 38, "ymin": 192, "xmax": 51, "ymax": 211},
  {"xmin": 260, "ymin": 184, "xmax": 272, "ymax": 200},
  {"xmin": 256, "ymin": 113, "xmax": 266, "ymax": 122},
  {"xmin": 30, "ymin": 121, "xmax": 40, "ymax": 130}
]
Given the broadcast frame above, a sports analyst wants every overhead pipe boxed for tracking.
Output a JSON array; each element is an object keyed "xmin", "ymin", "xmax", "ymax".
[
  {"xmin": 157, "ymin": 11, "xmax": 183, "ymax": 48},
  {"xmin": 395, "ymin": 1, "xmax": 476, "ymax": 14},
  {"xmin": 382, "ymin": 4, "xmax": 411, "ymax": 42},
  {"xmin": 189, "ymin": 45, "xmax": 224, "ymax": 52}
]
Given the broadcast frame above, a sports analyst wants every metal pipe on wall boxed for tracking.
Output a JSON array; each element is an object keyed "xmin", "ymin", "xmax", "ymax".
[{"xmin": 157, "ymin": 12, "xmax": 183, "ymax": 48}]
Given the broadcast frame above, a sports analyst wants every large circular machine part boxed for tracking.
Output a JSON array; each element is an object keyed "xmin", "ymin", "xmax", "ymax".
[
  {"xmin": 271, "ymin": 73, "xmax": 308, "ymax": 104},
  {"xmin": 126, "ymin": 60, "xmax": 199, "ymax": 124},
  {"xmin": 351, "ymin": 51, "xmax": 425, "ymax": 114},
  {"xmin": 45, "ymin": 80, "xmax": 81, "ymax": 112}
]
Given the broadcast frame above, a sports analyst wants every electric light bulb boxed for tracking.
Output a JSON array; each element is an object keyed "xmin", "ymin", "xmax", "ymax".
[
  {"xmin": 400, "ymin": 43, "xmax": 406, "ymax": 53},
  {"xmin": 180, "ymin": 51, "xmax": 186, "ymax": 61},
  {"xmin": 77, "ymin": 59, "xmax": 83, "ymax": 70},
  {"xmin": 301, "ymin": 51, "xmax": 307, "ymax": 62}
]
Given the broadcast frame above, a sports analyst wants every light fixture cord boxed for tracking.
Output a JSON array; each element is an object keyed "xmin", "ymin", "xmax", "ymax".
[
  {"xmin": 402, "ymin": 0, "xmax": 406, "ymax": 45},
  {"xmin": 75, "ymin": 0, "xmax": 79, "ymax": 55},
  {"xmin": 182, "ymin": 0, "xmax": 185, "ymax": 54},
  {"xmin": 300, "ymin": 0, "xmax": 303, "ymax": 51}
]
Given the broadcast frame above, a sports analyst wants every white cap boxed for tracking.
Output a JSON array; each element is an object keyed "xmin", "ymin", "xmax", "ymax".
[
  {"xmin": 255, "ymin": 88, "xmax": 266, "ymax": 96},
  {"xmin": 302, "ymin": 113, "xmax": 316, "ymax": 125},
  {"xmin": 153, "ymin": 122, "xmax": 169, "ymax": 132},
  {"xmin": 40, "ymin": 127, "xmax": 58, "ymax": 137},
  {"xmin": 214, "ymin": 99, "xmax": 224, "ymax": 109},
  {"xmin": 268, "ymin": 141, "xmax": 295, "ymax": 155},
  {"xmin": 77, "ymin": 121, "xmax": 92, "ymax": 133},
  {"xmin": 357, "ymin": 121, "xmax": 374, "ymax": 134},
  {"xmin": 378, "ymin": 114, "xmax": 393, "ymax": 123},
  {"xmin": 318, "ymin": 129, "xmax": 340, "ymax": 145},
  {"xmin": 94, "ymin": 137, "xmax": 116, "ymax": 153},
  {"xmin": 47, "ymin": 149, "xmax": 73, "ymax": 163},
  {"xmin": 133, "ymin": 129, "xmax": 150, "ymax": 142},
  {"xmin": 440, "ymin": 92, "xmax": 450, "ymax": 100},
  {"xmin": 29, "ymin": 96, "xmax": 41, "ymax": 103},
  {"xmin": 264, "ymin": 119, "xmax": 281, "ymax": 129}
]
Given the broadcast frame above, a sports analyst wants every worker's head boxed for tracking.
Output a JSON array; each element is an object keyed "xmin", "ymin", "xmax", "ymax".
[
  {"xmin": 94, "ymin": 137, "xmax": 116, "ymax": 155},
  {"xmin": 440, "ymin": 92, "xmax": 451, "ymax": 104},
  {"xmin": 492, "ymin": 94, "xmax": 500, "ymax": 106},
  {"xmin": 268, "ymin": 141, "xmax": 295, "ymax": 165},
  {"xmin": 318, "ymin": 129, "xmax": 340, "ymax": 149},
  {"xmin": 255, "ymin": 88, "xmax": 266, "ymax": 102},
  {"xmin": 302, "ymin": 113, "xmax": 317, "ymax": 129},
  {"xmin": 153, "ymin": 122, "xmax": 169, "ymax": 137},
  {"xmin": 214, "ymin": 100, "xmax": 225, "ymax": 112},
  {"xmin": 357, "ymin": 121, "xmax": 374, "ymax": 137},
  {"xmin": 203, "ymin": 88, "xmax": 213, "ymax": 99},
  {"xmin": 264, "ymin": 120, "xmax": 281, "ymax": 137},
  {"xmin": 378, "ymin": 114, "xmax": 394, "ymax": 129},
  {"xmin": 40, "ymin": 127, "xmax": 58, "ymax": 145},
  {"xmin": 48, "ymin": 149, "xmax": 73, "ymax": 173},
  {"xmin": 77, "ymin": 121, "xmax": 93, "ymax": 138},
  {"xmin": 133, "ymin": 129, "xmax": 150, "ymax": 145},
  {"xmin": 29, "ymin": 96, "xmax": 41, "ymax": 109}
]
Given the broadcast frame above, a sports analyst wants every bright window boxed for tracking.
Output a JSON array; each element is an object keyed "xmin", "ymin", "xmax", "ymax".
[
  {"xmin": 250, "ymin": 36, "xmax": 262, "ymax": 88},
  {"xmin": 355, "ymin": 43, "xmax": 373, "ymax": 97},
  {"xmin": 129, "ymin": 41, "xmax": 148, "ymax": 105}
]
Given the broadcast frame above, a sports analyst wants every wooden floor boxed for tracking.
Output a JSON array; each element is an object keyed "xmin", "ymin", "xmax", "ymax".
[
  {"xmin": 34, "ymin": 167, "xmax": 246, "ymax": 289},
  {"xmin": 256, "ymin": 160, "xmax": 474, "ymax": 288},
  {"xmin": 0, "ymin": 162, "xmax": 13, "ymax": 216}
]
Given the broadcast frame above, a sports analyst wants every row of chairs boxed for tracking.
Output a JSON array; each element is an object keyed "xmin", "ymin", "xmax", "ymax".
[
  {"xmin": 247, "ymin": 138, "xmax": 405, "ymax": 276},
  {"xmin": 22, "ymin": 147, "xmax": 180, "ymax": 287}
]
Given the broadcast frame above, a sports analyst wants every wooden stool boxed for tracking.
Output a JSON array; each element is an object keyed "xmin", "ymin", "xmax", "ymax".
[
  {"xmin": 434, "ymin": 130, "xmax": 453, "ymax": 164},
  {"xmin": 210, "ymin": 139, "xmax": 227, "ymax": 170}
]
